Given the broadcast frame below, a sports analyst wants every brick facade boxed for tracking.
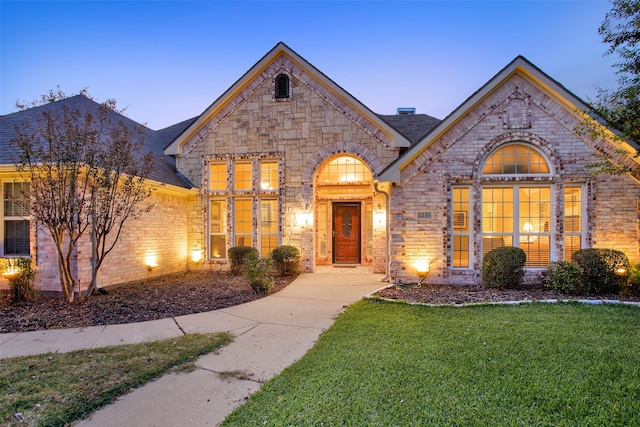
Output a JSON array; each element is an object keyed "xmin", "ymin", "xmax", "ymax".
[{"xmin": 389, "ymin": 73, "xmax": 640, "ymax": 285}]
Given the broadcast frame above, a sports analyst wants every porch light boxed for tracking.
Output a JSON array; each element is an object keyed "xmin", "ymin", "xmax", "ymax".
[
  {"xmin": 414, "ymin": 259, "xmax": 430, "ymax": 276},
  {"xmin": 191, "ymin": 250, "xmax": 204, "ymax": 263},
  {"xmin": 296, "ymin": 210, "xmax": 313, "ymax": 227},
  {"xmin": 2, "ymin": 267, "xmax": 19, "ymax": 278},
  {"xmin": 616, "ymin": 267, "xmax": 628, "ymax": 275},
  {"xmin": 145, "ymin": 254, "xmax": 158, "ymax": 271}
]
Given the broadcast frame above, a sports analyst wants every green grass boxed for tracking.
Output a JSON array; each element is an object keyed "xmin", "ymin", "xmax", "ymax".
[
  {"xmin": 1, "ymin": 332, "xmax": 232, "ymax": 426},
  {"xmin": 222, "ymin": 301, "xmax": 640, "ymax": 426}
]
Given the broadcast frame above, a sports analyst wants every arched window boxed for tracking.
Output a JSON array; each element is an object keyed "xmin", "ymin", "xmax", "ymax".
[
  {"xmin": 479, "ymin": 143, "xmax": 551, "ymax": 267},
  {"xmin": 317, "ymin": 156, "xmax": 372, "ymax": 183},
  {"xmin": 482, "ymin": 143, "xmax": 550, "ymax": 175},
  {"xmin": 275, "ymin": 74, "xmax": 289, "ymax": 99}
]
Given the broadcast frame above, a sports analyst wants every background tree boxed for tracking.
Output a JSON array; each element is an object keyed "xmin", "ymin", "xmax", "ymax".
[
  {"xmin": 11, "ymin": 93, "xmax": 154, "ymax": 303},
  {"xmin": 581, "ymin": 0, "xmax": 640, "ymax": 175}
]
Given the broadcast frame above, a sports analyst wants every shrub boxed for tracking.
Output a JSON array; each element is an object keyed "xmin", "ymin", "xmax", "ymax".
[
  {"xmin": 541, "ymin": 261, "xmax": 583, "ymax": 294},
  {"xmin": 482, "ymin": 246, "xmax": 526, "ymax": 289},
  {"xmin": 0, "ymin": 258, "xmax": 36, "ymax": 302},
  {"xmin": 228, "ymin": 246, "xmax": 259, "ymax": 276},
  {"xmin": 624, "ymin": 262, "xmax": 640, "ymax": 296},
  {"xmin": 243, "ymin": 251, "xmax": 273, "ymax": 294},
  {"xmin": 271, "ymin": 245, "xmax": 301, "ymax": 276},
  {"xmin": 572, "ymin": 248, "xmax": 629, "ymax": 294}
]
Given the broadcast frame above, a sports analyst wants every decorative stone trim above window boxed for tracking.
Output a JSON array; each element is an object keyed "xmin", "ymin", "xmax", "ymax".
[{"xmin": 500, "ymin": 88, "xmax": 532, "ymax": 130}]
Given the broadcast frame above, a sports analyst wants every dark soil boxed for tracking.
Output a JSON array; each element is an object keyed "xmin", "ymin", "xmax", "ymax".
[{"xmin": 0, "ymin": 271, "xmax": 295, "ymax": 333}]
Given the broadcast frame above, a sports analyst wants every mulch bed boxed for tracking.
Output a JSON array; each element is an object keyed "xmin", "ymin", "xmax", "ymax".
[
  {"xmin": 3, "ymin": 273, "xmax": 639, "ymax": 334},
  {"xmin": 375, "ymin": 283, "xmax": 640, "ymax": 306},
  {"xmin": 0, "ymin": 271, "xmax": 294, "ymax": 333}
]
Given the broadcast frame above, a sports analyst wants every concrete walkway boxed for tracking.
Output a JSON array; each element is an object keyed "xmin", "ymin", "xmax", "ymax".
[{"xmin": 1, "ymin": 272, "xmax": 386, "ymax": 426}]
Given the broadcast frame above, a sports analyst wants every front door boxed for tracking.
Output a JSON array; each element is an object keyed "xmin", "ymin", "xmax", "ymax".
[{"xmin": 333, "ymin": 203, "xmax": 360, "ymax": 263}]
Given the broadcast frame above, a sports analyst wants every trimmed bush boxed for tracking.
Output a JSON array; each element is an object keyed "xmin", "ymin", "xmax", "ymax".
[
  {"xmin": 626, "ymin": 263, "xmax": 640, "ymax": 296},
  {"xmin": 243, "ymin": 251, "xmax": 273, "ymax": 294},
  {"xmin": 572, "ymin": 248, "xmax": 629, "ymax": 294},
  {"xmin": 228, "ymin": 246, "xmax": 259, "ymax": 276},
  {"xmin": 0, "ymin": 258, "xmax": 36, "ymax": 302},
  {"xmin": 271, "ymin": 245, "xmax": 301, "ymax": 276},
  {"xmin": 482, "ymin": 246, "xmax": 526, "ymax": 289},
  {"xmin": 541, "ymin": 261, "xmax": 583, "ymax": 294}
]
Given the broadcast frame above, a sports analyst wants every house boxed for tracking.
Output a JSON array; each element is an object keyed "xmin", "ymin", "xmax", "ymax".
[{"xmin": 1, "ymin": 42, "xmax": 639, "ymax": 292}]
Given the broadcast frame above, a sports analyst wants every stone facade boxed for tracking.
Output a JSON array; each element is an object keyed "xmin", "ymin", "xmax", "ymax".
[
  {"xmin": 174, "ymin": 52, "xmax": 401, "ymax": 273},
  {"xmin": 3, "ymin": 45, "xmax": 639, "ymax": 293}
]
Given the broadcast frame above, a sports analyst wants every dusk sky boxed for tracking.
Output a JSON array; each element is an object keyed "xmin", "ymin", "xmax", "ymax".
[{"xmin": 1, "ymin": 1, "xmax": 619, "ymax": 130}]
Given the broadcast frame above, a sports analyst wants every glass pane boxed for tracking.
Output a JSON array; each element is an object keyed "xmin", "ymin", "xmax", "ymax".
[
  {"xmin": 565, "ymin": 235, "xmax": 581, "ymax": 262},
  {"xmin": 453, "ymin": 188, "xmax": 469, "ymax": 232},
  {"xmin": 483, "ymin": 144, "xmax": 549, "ymax": 175},
  {"xmin": 482, "ymin": 188, "xmax": 513, "ymax": 233},
  {"xmin": 4, "ymin": 182, "xmax": 30, "ymax": 217},
  {"xmin": 260, "ymin": 161, "xmax": 278, "ymax": 190},
  {"xmin": 318, "ymin": 156, "xmax": 372, "ymax": 183},
  {"xmin": 261, "ymin": 235, "xmax": 278, "ymax": 257},
  {"xmin": 319, "ymin": 203, "xmax": 327, "ymax": 257},
  {"xmin": 564, "ymin": 187, "xmax": 582, "ymax": 233},
  {"xmin": 234, "ymin": 162, "xmax": 252, "ymax": 191},
  {"xmin": 235, "ymin": 199, "xmax": 252, "ymax": 235},
  {"xmin": 366, "ymin": 202, "xmax": 373, "ymax": 257},
  {"xmin": 261, "ymin": 200, "xmax": 278, "ymax": 233},
  {"xmin": 521, "ymin": 235, "xmax": 550, "ymax": 267},
  {"xmin": 5, "ymin": 220, "xmax": 30, "ymax": 255},
  {"xmin": 519, "ymin": 187, "xmax": 551, "ymax": 240},
  {"xmin": 453, "ymin": 235, "xmax": 469, "ymax": 268},
  {"xmin": 209, "ymin": 163, "xmax": 227, "ymax": 192},
  {"xmin": 210, "ymin": 235, "xmax": 226, "ymax": 259}
]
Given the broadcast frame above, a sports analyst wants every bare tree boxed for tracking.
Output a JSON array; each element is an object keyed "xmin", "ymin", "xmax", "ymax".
[{"xmin": 11, "ymin": 97, "xmax": 154, "ymax": 303}]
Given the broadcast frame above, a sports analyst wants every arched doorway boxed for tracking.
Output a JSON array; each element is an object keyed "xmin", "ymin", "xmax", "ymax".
[{"xmin": 314, "ymin": 155, "xmax": 374, "ymax": 265}]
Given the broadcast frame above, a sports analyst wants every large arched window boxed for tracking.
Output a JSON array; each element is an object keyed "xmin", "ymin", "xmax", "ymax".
[
  {"xmin": 482, "ymin": 143, "xmax": 550, "ymax": 175},
  {"xmin": 481, "ymin": 143, "xmax": 551, "ymax": 268},
  {"xmin": 453, "ymin": 143, "xmax": 556, "ymax": 269}
]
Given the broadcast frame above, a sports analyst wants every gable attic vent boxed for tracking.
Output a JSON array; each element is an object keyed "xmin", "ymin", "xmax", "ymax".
[{"xmin": 396, "ymin": 107, "xmax": 416, "ymax": 115}]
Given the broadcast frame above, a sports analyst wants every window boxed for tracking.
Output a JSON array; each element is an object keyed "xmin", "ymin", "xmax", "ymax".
[
  {"xmin": 275, "ymin": 74, "xmax": 289, "ymax": 99},
  {"xmin": 564, "ymin": 186, "xmax": 582, "ymax": 261},
  {"xmin": 317, "ymin": 156, "xmax": 372, "ymax": 183},
  {"xmin": 481, "ymin": 186, "xmax": 551, "ymax": 268},
  {"xmin": 318, "ymin": 202, "xmax": 328, "ymax": 257},
  {"xmin": 260, "ymin": 160, "xmax": 278, "ymax": 190},
  {"xmin": 3, "ymin": 182, "xmax": 30, "ymax": 256},
  {"xmin": 234, "ymin": 162, "xmax": 252, "ymax": 192},
  {"xmin": 478, "ymin": 143, "xmax": 552, "ymax": 268},
  {"xmin": 260, "ymin": 199, "xmax": 278, "ymax": 256},
  {"xmin": 207, "ymin": 157, "xmax": 281, "ymax": 260},
  {"xmin": 234, "ymin": 199, "xmax": 252, "ymax": 247},
  {"xmin": 452, "ymin": 187, "xmax": 470, "ymax": 268},
  {"xmin": 209, "ymin": 163, "xmax": 227, "ymax": 192},
  {"xmin": 209, "ymin": 199, "xmax": 227, "ymax": 259},
  {"xmin": 483, "ymin": 143, "xmax": 550, "ymax": 175}
]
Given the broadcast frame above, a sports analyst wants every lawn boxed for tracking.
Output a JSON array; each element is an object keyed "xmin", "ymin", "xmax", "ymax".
[
  {"xmin": 1, "ymin": 332, "xmax": 232, "ymax": 426},
  {"xmin": 222, "ymin": 300, "xmax": 640, "ymax": 426}
]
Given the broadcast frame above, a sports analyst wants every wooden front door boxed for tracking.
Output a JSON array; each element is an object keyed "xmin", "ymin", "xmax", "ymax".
[{"xmin": 333, "ymin": 203, "xmax": 360, "ymax": 264}]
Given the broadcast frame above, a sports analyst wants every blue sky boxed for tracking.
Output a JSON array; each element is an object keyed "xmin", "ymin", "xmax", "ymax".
[{"xmin": 1, "ymin": 1, "xmax": 618, "ymax": 129}]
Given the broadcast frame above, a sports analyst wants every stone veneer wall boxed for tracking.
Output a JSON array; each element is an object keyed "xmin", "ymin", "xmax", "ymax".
[
  {"xmin": 391, "ymin": 73, "xmax": 640, "ymax": 285},
  {"xmin": 176, "ymin": 63, "xmax": 398, "ymax": 272}
]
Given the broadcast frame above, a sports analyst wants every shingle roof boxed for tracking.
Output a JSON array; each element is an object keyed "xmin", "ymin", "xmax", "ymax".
[
  {"xmin": 0, "ymin": 95, "xmax": 193, "ymax": 189},
  {"xmin": 377, "ymin": 114, "xmax": 441, "ymax": 145}
]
